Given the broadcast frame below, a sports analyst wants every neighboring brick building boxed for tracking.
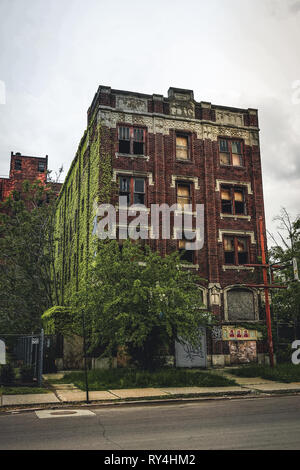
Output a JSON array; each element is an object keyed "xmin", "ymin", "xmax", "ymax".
[
  {"xmin": 0, "ymin": 152, "xmax": 61, "ymax": 205},
  {"xmin": 54, "ymin": 86, "xmax": 269, "ymax": 367}
]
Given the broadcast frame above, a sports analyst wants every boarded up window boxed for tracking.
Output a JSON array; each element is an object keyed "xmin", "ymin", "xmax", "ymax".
[
  {"xmin": 176, "ymin": 135, "xmax": 189, "ymax": 159},
  {"xmin": 227, "ymin": 289, "xmax": 256, "ymax": 321},
  {"xmin": 221, "ymin": 188, "xmax": 232, "ymax": 214},
  {"xmin": 177, "ymin": 184, "xmax": 191, "ymax": 209}
]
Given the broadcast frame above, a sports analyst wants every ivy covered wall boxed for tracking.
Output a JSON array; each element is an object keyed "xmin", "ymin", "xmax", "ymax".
[{"xmin": 54, "ymin": 110, "xmax": 113, "ymax": 306}]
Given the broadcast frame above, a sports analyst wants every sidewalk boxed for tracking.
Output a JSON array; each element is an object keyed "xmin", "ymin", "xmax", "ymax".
[{"xmin": 2, "ymin": 371, "xmax": 300, "ymax": 409}]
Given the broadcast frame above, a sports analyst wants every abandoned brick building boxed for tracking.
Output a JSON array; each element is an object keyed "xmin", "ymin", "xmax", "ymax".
[
  {"xmin": 54, "ymin": 85, "xmax": 269, "ymax": 367},
  {"xmin": 0, "ymin": 152, "xmax": 61, "ymax": 206}
]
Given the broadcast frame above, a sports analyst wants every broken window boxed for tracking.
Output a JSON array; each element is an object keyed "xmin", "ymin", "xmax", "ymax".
[
  {"xmin": 176, "ymin": 135, "xmax": 189, "ymax": 160},
  {"xmin": 221, "ymin": 186, "xmax": 246, "ymax": 215},
  {"xmin": 118, "ymin": 126, "xmax": 145, "ymax": 155},
  {"xmin": 177, "ymin": 183, "xmax": 191, "ymax": 210},
  {"xmin": 219, "ymin": 139, "xmax": 243, "ymax": 167},
  {"xmin": 227, "ymin": 288, "xmax": 256, "ymax": 321},
  {"xmin": 224, "ymin": 235, "xmax": 249, "ymax": 265},
  {"xmin": 119, "ymin": 176, "xmax": 145, "ymax": 205}
]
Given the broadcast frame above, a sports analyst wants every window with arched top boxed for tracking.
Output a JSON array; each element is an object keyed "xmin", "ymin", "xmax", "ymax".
[{"xmin": 226, "ymin": 288, "xmax": 257, "ymax": 321}]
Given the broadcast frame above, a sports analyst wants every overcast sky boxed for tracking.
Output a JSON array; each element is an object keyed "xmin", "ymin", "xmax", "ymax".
[{"xmin": 0, "ymin": 0, "xmax": 299, "ymax": 241}]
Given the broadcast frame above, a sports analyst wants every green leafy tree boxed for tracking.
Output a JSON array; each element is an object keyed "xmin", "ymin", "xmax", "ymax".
[
  {"xmin": 72, "ymin": 239, "xmax": 213, "ymax": 370},
  {"xmin": 268, "ymin": 208, "xmax": 300, "ymax": 325},
  {"xmin": 0, "ymin": 170, "xmax": 62, "ymax": 334}
]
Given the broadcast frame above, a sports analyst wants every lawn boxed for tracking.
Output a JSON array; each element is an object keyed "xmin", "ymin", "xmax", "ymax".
[
  {"xmin": 229, "ymin": 363, "xmax": 300, "ymax": 383},
  {"xmin": 0, "ymin": 386, "xmax": 50, "ymax": 395},
  {"xmin": 49, "ymin": 368, "xmax": 237, "ymax": 391}
]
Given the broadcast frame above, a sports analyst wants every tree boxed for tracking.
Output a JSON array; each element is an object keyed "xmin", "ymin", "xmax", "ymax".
[
  {"xmin": 268, "ymin": 208, "xmax": 300, "ymax": 325},
  {"xmin": 71, "ymin": 239, "xmax": 213, "ymax": 370},
  {"xmin": 0, "ymin": 171, "xmax": 62, "ymax": 334}
]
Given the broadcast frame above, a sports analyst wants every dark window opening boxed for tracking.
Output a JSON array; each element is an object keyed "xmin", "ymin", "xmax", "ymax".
[
  {"xmin": 224, "ymin": 235, "xmax": 249, "ymax": 265},
  {"xmin": 15, "ymin": 159, "xmax": 22, "ymax": 170},
  {"xmin": 221, "ymin": 186, "xmax": 246, "ymax": 215},
  {"xmin": 179, "ymin": 239, "xmax": 194, "ymax": 263},
  {"xmin": 38, "ymin": 162, "xmax": 45, "ymax": 173},
  {"xmin": 118, "ymin": 126, "xmax": 145, "ymax": 155},
  {"xmin": 221, "ymin": 188, "xmax": 232, "ymax": 214},
  {"xmin": 119, "ymin": 176, "xmax": 145, "ymax": 205},
  {"xmin": 133, "ymin": 178, "xmax": 145, "ymax": 204}
]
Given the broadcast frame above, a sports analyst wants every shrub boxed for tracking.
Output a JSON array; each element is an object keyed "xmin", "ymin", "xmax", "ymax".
[
  {"xmin": 0, "ymin": 364, "xmax": 15, "ymax": 385},
  {"xmin": 19, "ymin": 365, "xmax": 34, "ymax": 383}
]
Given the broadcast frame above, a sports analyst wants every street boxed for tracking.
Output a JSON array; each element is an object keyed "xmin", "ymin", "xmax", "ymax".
[{"xmin": 1, "ymin": 395, "xmax": 300, "ymax": 450}]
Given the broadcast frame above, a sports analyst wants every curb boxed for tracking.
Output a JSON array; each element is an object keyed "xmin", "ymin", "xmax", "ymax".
[{"xmin": 2, "ymin": 388, "xmax": 300, "ymax": 414}]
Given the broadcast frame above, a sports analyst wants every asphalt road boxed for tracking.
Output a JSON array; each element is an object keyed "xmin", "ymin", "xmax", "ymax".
[{"xmin": 1, "ymin": 395, "xmax": 300, "ymax": 450}]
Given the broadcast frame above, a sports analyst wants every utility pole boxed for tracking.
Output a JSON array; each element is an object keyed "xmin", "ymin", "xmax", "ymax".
[{"xmin": 259, "ymin": 217, "xmax": 274, "ymax": 368}]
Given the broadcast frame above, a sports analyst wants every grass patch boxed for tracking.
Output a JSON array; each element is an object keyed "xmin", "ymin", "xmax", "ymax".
[
  {"xmin": 51, "ymin": 368, "xmax": 237, "ymax": 390},
  {"xmin": 229, "ymin": 363, "xmax": 300, "ymax": 383},
  {"xmin": 0, "ymin": 386, "xmax": 50, "ymax": 395}
]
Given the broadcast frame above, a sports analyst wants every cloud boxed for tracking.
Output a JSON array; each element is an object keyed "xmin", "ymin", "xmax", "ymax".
[{"xmin": 289, "ymin": 1, "xmax": 300, "ymax": 14}]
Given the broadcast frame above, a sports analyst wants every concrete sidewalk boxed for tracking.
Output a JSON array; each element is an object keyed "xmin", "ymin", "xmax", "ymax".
[{"xmin": 2, "ymin": 371, "xmax": 300, "ymax": 408}]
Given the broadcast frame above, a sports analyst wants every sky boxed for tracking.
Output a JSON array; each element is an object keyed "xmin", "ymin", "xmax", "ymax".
[{"xmin": 0, "ymin": 0, "xmax": 299, "ymax": 241}]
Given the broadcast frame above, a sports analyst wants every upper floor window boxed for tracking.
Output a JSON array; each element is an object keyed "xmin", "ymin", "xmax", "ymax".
[
  {"xmin": 119, "ymin": 176, "xmax": 145, "ymax": 205},
  {"xmin": 118, "ymin": 126, "xmax": 145, "ymax": 155},
  {"xmin": 219, "ymin": 139, "xmax": 243, "ymax": 167},
  {"xmin": 176, "ymin": 134, "xmax": 189, "ymax": 160},
  {"xmin": 38, "ymin": 161, "xmax": 45, "ymax": 173},
  {"xmin": 177, "ymin": 183, "xmax": 192, "ymax": 209},
  {"xmin": 221, "ymin": 186, "xmax": 246, "ymax": 215},
  {"xmin": 14, "ymin": 159, "xmax": 22, "ymax": 170},
  {"xmin": 224, "ymin": 235, "xmax": 249, "ymax": 265}
]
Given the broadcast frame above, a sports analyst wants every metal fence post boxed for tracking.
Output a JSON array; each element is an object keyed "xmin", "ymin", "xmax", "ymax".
[{"xmin": 38, "ymin": 329, "xmax": 44, "ymax": 387}]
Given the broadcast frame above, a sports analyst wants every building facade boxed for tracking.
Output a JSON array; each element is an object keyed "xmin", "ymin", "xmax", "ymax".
[
  {"xmin": 0, "ymin": 152, "xmax": 61, "ymax": 205},
  {"xmin": 54, "ymin": 86, "xmax": 269, "ymax": 367}
]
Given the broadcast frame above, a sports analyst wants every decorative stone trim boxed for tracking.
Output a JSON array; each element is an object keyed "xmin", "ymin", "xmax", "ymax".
[
  {"xmin": 112, "ymin": 169, "xmax": 154, "ymax": 186},
  {"xmin": 218, "ymin": 229, "xmax": 256, "ymax": 244},
  {"xmin": 115, "ymin": 152, "xmax": 150, "ymax": 161},
  {"xmin": 180, "ymin": 263, "xmax": 199, "ymax": 269},
  {"xmin": 215, "ymin": 179, "xmax": 253, "ymax": 194},
  {"xmin": 220, "ymin": 213, "xmax": 251, "ymax": 221},
  {"xmin": 97, "ymin": 108, "xmax": 257, "ymax": 145},
  {"xmin": 171, "ymin": 175, "xmax": 200, "ymax": 189},
  {"xmin": 208, "ymin": 282, "xmax": 222, "ymax": 306},
  {"xmin": 222, "ymin": 265, "xmax": 255, "ymax": 272}
]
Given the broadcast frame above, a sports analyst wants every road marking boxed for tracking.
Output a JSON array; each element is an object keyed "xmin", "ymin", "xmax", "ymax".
[{"xmin": 35, "ymin": 409, "xmax": 95, "ymax": 419}]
